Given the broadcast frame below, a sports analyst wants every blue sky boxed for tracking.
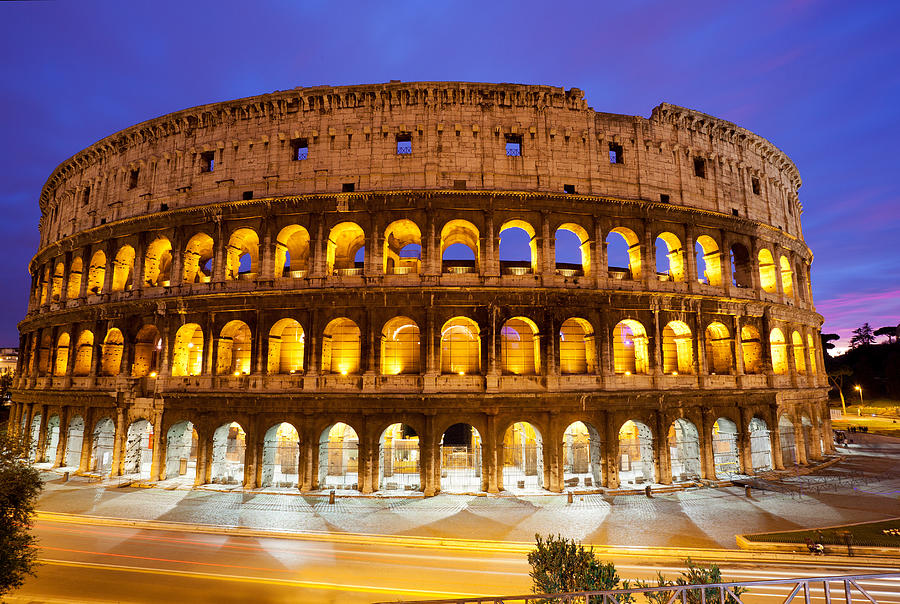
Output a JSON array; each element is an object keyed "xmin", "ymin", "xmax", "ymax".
[{"xmin": 1, "ymin": 0, "xmax": 898, "ymax": 349}]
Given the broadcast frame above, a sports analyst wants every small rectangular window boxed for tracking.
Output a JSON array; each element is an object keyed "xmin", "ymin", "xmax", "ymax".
[
  {"xmin": 396, "ymin": 133, "xmax": 412, "ymax": 155},
  {"xmin": 128, "ymin": 169, "xmax": 139, "ymax": 190},
  {"xmin": 242, "ymin": 191, "xmax": 253, "ymax": 200},
  {"xmin": 291, "ymin": 138, "xmax": 309, "ymax": 161},
  {"xmin": 342, "ymin": 182, "xmax": 355, "ymax": 193},
  {"xmin": 505, "ymin": 133, "xmax": 522, "ymax": 157},
  {"xmin": 732, "ymin": 208, "xmax": 739, "ymax": 216},
  {"xmin": 694, "ymin": 157, "xmax": 706, "ymax": 178},
  {"xmin": 453, "ymin": 179, "xmax": 467, "ymax": 190},
  {"xmin": 563, "ymin": 184, "xmax": 576, "ymax": 194},
  {"xmin": 660, "ymin": 194, "xmax": 670, "ymax": 203},
  {"xmin": 160, "ymin": 203, "xmax": 168, "ymax": 211},
  {"xmin": 82, "ymin": 187, "xmax": 90, "ymax": 205},
  {"xmin": 751, "ymin": 177, "xmax": 761, "ymax": 195},
  {"xmin": 200, "ymin": 151, "xmax": 215, "ymax": 173},
  {"xmin": 608, "ymin": 142, "xmax": 623, "ymax": 164}
]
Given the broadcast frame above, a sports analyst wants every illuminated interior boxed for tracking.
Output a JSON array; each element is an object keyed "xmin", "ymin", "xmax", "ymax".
[
  {"xmin": 51, "ymin": 261, "xmax": 64, "ymax": 301},
  {"xmin": 262, "ymin": 422, "xmax": 300, "ymax": 488},
  {"xmin": 791, "ymin": 330, "xmax": 806, "ymax": 374},
  {"xmin": 225, "ymin": 228, "xmax": 259, "ymax": 279},
  {"xmin": 132, "ymin": 324, "xmax": 160, "ymax": 377},
  {"xmin": 740, "ymin": 325, "xmax": 763, "ymax": 374},
  {"xmin": 667, "ymin": 418, "xmax": 701, "ymax": 481},
  {"xmin": 320, "ymin": 422, "xmax": 359, "ymax": 488},
  {"xmin": 606, "ymin": 226, "xmax": 641, "ymax": 279},
  {"xmin": 274, "ymin": 224, "xmax": 310, "ymax": 277},
  {"xmin": 613, "ymin": 319, "xmax": 649, "ymax": 374},
  {"xmin": 383, "ymin": 219, "xmax": 422, "ymax": 275},
  {"xmin": 779, "ymin": 255, "xmax": 794, "ymax": 298},
  {"xmin": 379, "ymin": 423, "xmax": 420, "ymax": 490},
  {"xmin": 101, "ymin": 328, "xmax": 124, "ymax": 376},
  {"xmin": 500, "ymin": 317, "xmax": 539, "ymax": 375},
  {"xmin": 381, "ymin": 316, "xmax": 420, "ymax": 375},
  {"xmin": 662, "ymin": 320, "xmax": 693, "ymax": 374},
  {"xmin": 326, "ymin": 221, "xmax": 365, "ymax": 274},
  {"xmin": 655, "ymin": 232, "xmax": 685, "ymax": 282},
  {"xmin": 618, "ymin": 419, "xmax": 655, "ymax": 484},
  {"xmin": 110, "ymin": 244, "xmax": 135, "ymax": 292},
  {"xmin": 730, "ymin": 243, "xmax": 752, "ymax": 288},
  {"xmin": 694, "ymin": 235, "xmax": 722, "ymax": 286},
  {"xmin": 87, "ymin": 250, "xmax": 106, "ymax": 294},
  {"xmin": 267, "ymin": 318, "xmax": 304, "ymax": 374},
  {"xmin": 143, "ymin": 236, "xmax": 172, "ymax": 286},
  {"xmin": 807, "ymin": 334, "xmax": 817, "ymax": 376},
  {"xmin": 562, "ymin": 421, "xmax": 602, "ymax": 487},
  {"xmin": 66, "ymin": 256, "xmax": 83, "ymax": 299},
  {"xmin": 172, "ymin": 323, "xmax": 204, "ymax": 377},
  {"xmin": 37, "ymin": 332, "xmax": 51, "ymax": 375},
  {"xmin": 555, "ymin": 223, "xmax": 591, "ymax": 276},
  {"xmin": 704, "ymin": 322, "xmax": 733, "ymax": 374},
  {"xmin": 440, "ymin": 316, "xmax": 481, "ymax": 374},
  {"xmin": 559, "ymin": 317, "xmax": 596, "ymax": 374},
  {"xmin": 770, "ymin": 327, "xmax": 787, "ymax": 375},
  {"xmin": 72, "ymin": 329, "xmax": 94, "ymax": 376},
  {"xmin": 440, "ymin": 219, "xmax": 480, "ymax": 272},
  {"xmin": 211, "ymin": 422, "xmax": 246, "ymax": 485},
  {"xmin": 502, "ymin": 421, "xmax": 543, "ymax": 489},
  {"xmin": 321, "ymin": 318, "xmax": 361, "ymax": 374},
  {"xmin": 182, "ymin": 232, "xmax": 214, "ymax": 284},
  {"xmin": 54, "ymin": 332, "xmax": 70, "ymax": 376},
  {"xmin": 758, "ymin": 248, "xmax": 777, "ymax": 293},
  {"xmin": 216, "ymin": 320, "xmax": 252, "ymax": 375}
]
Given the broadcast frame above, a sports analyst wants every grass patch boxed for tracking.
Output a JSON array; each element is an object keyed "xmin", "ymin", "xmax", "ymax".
[{"xmin": 746, "ymin": 518, "xmax": 900, "ymax": 548}]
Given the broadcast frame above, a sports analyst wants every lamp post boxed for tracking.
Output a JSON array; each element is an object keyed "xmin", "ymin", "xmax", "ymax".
[{"xmin": 854, "ymin": 385, "xmax": 863, "ymax": 415}]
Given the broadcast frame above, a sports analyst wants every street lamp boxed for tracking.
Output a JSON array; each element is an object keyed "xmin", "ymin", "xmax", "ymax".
[{"xmin": 854, "ymin": 385, "xmax": 863, "ymax": 414}]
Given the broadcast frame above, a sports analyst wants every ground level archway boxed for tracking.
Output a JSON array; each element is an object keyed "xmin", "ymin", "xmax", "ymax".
[
  {"xmin": 562, "ymin": 421, "xmax": 602, "ymax": 489},
  {"xmin": 262, "ymin": 423, "xmax": 300, "ymax": 488},
  {"xmin": 65, "ymin": 416, "xmax": 85, "ymax": 468},
  {"xmin": 668, "ymin": 418, "xmax": 701, "ymax": 482},
  {"xmin": 711, "ymin": 418, "xmax": 741, "ymax": 478},
  {"xmin": 123, "ymin": 419, "xmax": 153, "ymax": 479},
  {"xmin": 501, "ymin": 422, "xmax": 543, "ymax": 492},
  {"xmin": 618, "ymin": 420, "xmax": 655, "ymax": 485},
  {"xmin": 165, "ymin": 421, "xmax": 198, "ymax": 483},
  {"xmin": 91, "ymin": 417, "xmax": 115, "ymax": 474},
  {"xmin": 749, "ymin": 417, "xmax": 772, "ymax": 472},
  {"xmin": 210, "ymin": 422, "xmax": 246, "ymax": 485},
  {"xmin": 379, "ymin": 423, "xmax": 420, "ymax": 492},
  {"xmin": 440, "ymin": 423, "xmax": 482, "ymax": 492},
  {"xmin": 318, "ymin": 422, "xmax": 359, "ymax": 490}
]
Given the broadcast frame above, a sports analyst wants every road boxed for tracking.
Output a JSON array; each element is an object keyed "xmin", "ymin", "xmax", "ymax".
[{"xmin": 9, "ymin": 516, "xmax": 900, "ymax": 604}]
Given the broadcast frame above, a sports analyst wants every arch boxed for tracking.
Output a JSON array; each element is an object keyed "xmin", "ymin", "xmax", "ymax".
[
  {"xmin": 807, "ymin": 334, "xmax": 818, "ymax": 376},
  {"xmin": 749, "ymin": 417, "xmax": 773, "ymax": 472},
  {"xmin": 379, "ymin": 423, "xmax": 420, "ymax": 492},
  {"xmin": 262, "ymin": 422, "xmax": 300, "ymax": 488},
  {"xmin": 381, "ymin": 316, "xmax": 421, "ymax": 375},
  {"xmin": 778, "ymin": 415, "xmax": 797, "ymax": 466},
  {"xmin": 216, "ymin": 320, "xmax": 252, "ymax": 376},
  {"xmin": 555, "ymin": 223, "xmax": 591, "ymax": 277},
  {"xmin": 42, "ymin": 415, "xmax": 61, "ymax": 464},
  {"xmin": 172, "ymin": 323, "xmax": 204, "ymax": 377},
  {"xmin": 210, "ymin": 422, "xmax": 247, "ymax": 485},
  {"xmin": 705, "ymin": 322, "xmax": 733, "ymax": 374},
  {"xmin": 143, "ymin": 236, "xmax": 173, "ymax": 287},
  {"xmin": 54, "ymin": 332, "xmax": 70, "ymax": 376},
  {"xmin": 383, "ymin": 219, "xmax": 422, "ymax": 275},
  {"xmin": 668, "ymin": 418, "xmax": 701, "ymax": 482},
  {"xmin": 51, "ymin": 261, "xmax": 65, "ymax": 301},
  {"xmin": 90, "ymin": 417, "xmax": 115, "ymax": 473},
  {"xmin": 225, "ymin": 228, "xmax": 260, "ymax": 280},
  {"xmin": 618, "ymin": 420, "xmax": 655, "ymax": 484},
  {"xmin": 440, "ymin": 317, "xmax": 481, "ymax": 375},
  {"xmin": 562, "ymin": 421, "xmax": 602, "ymax": 488},
  {"xmin": 500, "ymin": 317, "xmax": 540, "ymax": 375},
  {"xmin": 440, "ymin": 423, "xmax": 482, "ymax": 493},
  {"xmin": 67, "ymin": 256, "xmax": 83, "ymax": 299},
  {"xmin": 730, "ymin": 243, "xmax": 751, "ymax": 288},
  {"xmin": 132, "ymin": 324, "xmax": 161, "ymax": 377},
  {"xmin": 164, "ymin": 420, "xmax": 198, "ymax": 483},
  {"xmin": 101, "ymin": 328, "xmax": 124, "ymax": 376},
  {"xmin": 499, "ymin": 219, "xmax": 537, "ymax": 274},
  {"xmin": 37, "ymin": 332, "xmax": 52, "ymax": 375},
  {"xmin": 64, "ymin": 415, "xmax": 85, "ymax": 468},
  {"xmin": 613, "ymin": 320, "xmax": 649, "ymax": 375},
  {"xmin": 741, "ymin": 325, "xmax": 763, "ymax": 374},
  {"xmin": 321, "ymin": 318, "xmax": 361, "ymax": 375},
  {"xmin": 72, "ymin": 329, "xmax": 94, "ymax": 376},
  {"xmin": 662, "ymin": 321, "xmax": 693, "ymax": 374},
  {"xmin": 501, "ymin": 422, "xmax": 544, "ymax": 491},
  {"xmin": 695, "ymin": 235, "xmax": 722, "ymax": 286},
  {"xmin": 791, "ymin": 331, "xmax": 807, "ymax": 375},
  {"xmin": 182, "ymin": 232, "xmax": 214, "ymax": 284},
  {"xmin": 655, "ymin": 232, "xmax": 685, "ymax": 282},
  {"xmin": 87, "ymin": 250, "xmax": 106, "ymax": 294},
  {"xmin": 770, "ymin": 328, "xmax": 787, "ymax": 375},
  {"xmin": 440, "ymin": 219, "xmax": 480, "ymax": 273},
  {"xmin": 38, "ymin": 265, "xmax": 49, "ymax": 305},
  {"xmin": 779, "ymin": 256, "xmax": 794, "ymax": 298},
  {"xmin": 123, "ymin": 419, "xmax": 153, "ymax": 479},
  {"xmin": 712, "ymin": 418, "xmax": 740, "ymax": 478},
  {"xmin": 758, "ymin": 248, "xmax": 777, "ymax": 293},
  {"xmin": 111, "ymin": 244, "xmax": 135, "ymax": 292},
  {"xmin": 275, "ymin": 224, "xmax": 311, "ymax": 277},
  {"xmin": 326, "ymin": 221, "xmax": 365, "ymax": 275},
  {"xmin": 606, "ymin": 227, "xmax": 641, "ymax": 279},
  {"xmin": 559, "ymin": 318, "xmax": 596, "ymax": 374},
  {"xmin": 318, "ymin": 422, "xmax": 359, "ymax": 489},
  {"xmin": 267, "ymin": 318, "xmax": 305, "ymax": 374}
]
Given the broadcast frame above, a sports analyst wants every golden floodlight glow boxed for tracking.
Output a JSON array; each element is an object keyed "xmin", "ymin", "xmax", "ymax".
[
  {"xmin": 458, "ymin": 371, "xmax": 465, "ymax": 376},
  {"xmin": 624, "ymin": 371, "xmax": 631, "ymax": 376},
  {"xmin": 672, "ymin": 371, "xmax": 678, "ymax": 376},
  {"xmin": 149, "ymin": 371, "xmax": 157, "ymax": 378},
  {"xmin": 340, "ymin": 370, "xmax": 348, "ymax": 376}
]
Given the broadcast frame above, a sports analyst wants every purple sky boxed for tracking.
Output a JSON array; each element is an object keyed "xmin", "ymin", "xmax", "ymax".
[{"xmin": 1, "ymin": 0, "xmax": 898, "ymax": 350}]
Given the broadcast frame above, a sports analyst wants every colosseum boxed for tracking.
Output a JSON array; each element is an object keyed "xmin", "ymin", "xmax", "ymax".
[{"xmin": 10, "ymin": 81, "xmax": 831, "ymax": 496}]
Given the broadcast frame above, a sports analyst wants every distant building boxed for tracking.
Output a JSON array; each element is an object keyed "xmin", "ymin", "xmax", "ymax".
[{"xmin": 0, "ymin": 348, "xmax": 17, "ymax": 375}]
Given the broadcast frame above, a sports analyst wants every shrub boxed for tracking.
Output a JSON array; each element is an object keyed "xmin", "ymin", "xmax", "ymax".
[
  {"xmin": 527, "ymin": 534, "xmax": 631, "ymax": 599},
  {"xmin": 0, "ymin": 428, "xmax": 43, "ymax": 597},
  {"xmin": 637, "ymin": 558, "xmax": 747, "ymax": 604}
]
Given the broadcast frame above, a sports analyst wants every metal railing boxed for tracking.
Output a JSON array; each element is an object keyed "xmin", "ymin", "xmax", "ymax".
[{"xmin": 378, "ymin": 572, "xmax": 900, "ymax": 604}]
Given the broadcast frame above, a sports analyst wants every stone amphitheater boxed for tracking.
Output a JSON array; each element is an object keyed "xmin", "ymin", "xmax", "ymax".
[{"xmin": 10, "ymin": 81, "xmax": 830, "ymax": 495}]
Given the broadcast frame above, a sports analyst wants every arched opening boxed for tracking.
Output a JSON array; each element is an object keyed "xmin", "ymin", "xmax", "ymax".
[
  {"xmin": 440, "ymin": 317, "xmax": 481, "ymax": 375},
  {"xmin": 42, "ymin": 415, "xmax": 61, "ymax": 464},
  {"xmin": 143, "ymin": 236, "xmax": 173, "ymax": 287},
  {"xmin": 668, "ymin": 418, "xmax": 701, "ymax": 482},
  {"xmin": 72, "ymin": 330, "xmax": 94, "ymax": 376},
  {"xmin": 770, "ymin": 328, "xmax": 787, "ymax": 375},
  {"xmin": 262, "ymin": 423, "xmax": 300, "ymax": 488},
  {"xmin": 791, "ymin": 331, "xmax": 807, "ymax": 375},
  {"xmin": 379, "ymin": 423, "xmax": 420, "ymax": 492},
  {"xmin": 705, "ymin": 322, "xmax": 733, "ymax": 374},
  {"xmin": 440, "ymin": 423, "xmax": 482, "ymax": 492},
  {"xmin": 778, "ymin": 415, "xmax": 797, "ymax": 466},
  {"xmin": 801, "ymin": 415, "xmax": 813, "ymax": 462},
  {"xmin": 37, "ymin": 332, "xmax": 52, "ymax": 375},
  {"xmin": 606, "ymin": 227, "xmax": 641, "ymax": 280},
  {"xmin": 87, "ymin": 250, "xmax": 106, "ymax": 294},
  {"xmin": 500, "ymin": 317, "xmax": 540, "ymax": 375},
  {"xmin": 182, "ymin": 232, "xmax": 214, "ymax": 284},
  {"xmin": 164, "ymin": 420, "xmax": 198, "ymax": 483},
  {"xmin": 613, "ymin": 320, "xmax": 649, "ymax": 374},
  {"xmin": 275, "ymin": 225, "xmax": 310, "ymax": 278},
  {"xmin": 779, "ymin": 256, "xmax": 794, "ymax": 298},
  {"xmin": 216, "ymin": 320, "xmax": 252, "ymax": 376},
  {"xmin": 321, "ymin": 318, "xmax": 361, "ymax": 375},
  {"xmin": 655, "ymin": 232, "xmax": 685, "ymax": 282},
  {"xmin": 54, "ymin": 332, "xmax": 70, "ymax": 376},
  {"xmin": 38, "ymin": 265, "xmax": 49, "ymax": 305},
  {"xmin": 559, "ymin": 318, "xmax": 596, "ymax": 374},
  {"xmin": 618, "ymin": 420, "xmax": 655, "ymax": 485},
  {"xmin": 101, "ymin": 329, "xmax": 124, "ymax": 376},
  {"xmin": 132, "ymin": 325, "xmax": 161, "ymax": 377},
  {"xmin": 730, "ymin": 243, "xmax": 751, "ymax": 288},
  {"xmin": 51, "ymin": 262, "xmax": 64, "ymax": 301},
  {"xmin": 555, "ymin": 224, "xmax": 591, "ymax": 277},
  {"xmin": 123, "ymin": 419, "xmax": 153, "ymax": 479},
  {"xmin": 210, "ymin": 422, "xmax": 246, "ymax": 485},
  {"xmin": 172, "ymin": 323, "xmax": 204, "ymax": 377},
  {"xmin": 64, "ymin": 416, "xmax": 85, "ymax": 468},
  {"xmin": 501, "ymin": 422, "xmax": 544, "ymax": 492},
  {"xmin": 796, "ymin": 262, "xmax": 809, "ymax": 302},
  {"xmin": 267, "ymin": 318, "xmax": 305, "ymax": 374},
  {"xmin": 67, "ymin": 256, "xmax": 83, "ymax": 299},
  {"xmin": 741, "ymin": 325, "xmax": 763, "ymax": 374},
  {"xmin": 499, "ymin": 220, "xmax": 537, "ymax": 275},
  {"xmin": 225, "ymin": 228, "xmax": 259, "ymax": 280},
  {"xmin": 695, "ymin": 235, "xmax": 722, "ymax": 286},
  {"xmin": 562, "ymin": 421, "xmax": 602, "ymax": 488},
  {"xmin": 318, "ymin": 422, "xmax": 358, "ymax": 490},
  {"xmin": 381, "ymin": 317, "xmax": 420, "ymax": 375},
  {"xmin": 383, "ymin": 219, "xmax": 422, "ymax": 275},
  {"xmin": 758, "ymin": 249, "xmax": 777, "ymax": 293},
  {"xmin": 111, "ymin": 245, "xmax": 135, "ymax": 292},
  {"xmin": 807, "ymin": 334, "xmax": 818, "ymax": 376},
  {"xmin": 90, "ymin": 417, "xmax": 115, "ymax": 474},
  {"xmin": 749, "ymin": 417, "xmax": 773, "ymax": 472},
  {"xmin": 662, "ymin": 321, "xmax": 693, "ymax": 375},
  {"xmin": 28, "ymin": 414, "xmax": 41, "ymax": 461},
  {"xmin": 712, "ymin": 418, "xmax": 740, "ymax": 478},
  {"xmin": 440, "ymin": 219, "xmax": 479, "ymax": 274},
  {"xmin": 326, "ymin": 222, "xmax": 365, "ymax": 276}
]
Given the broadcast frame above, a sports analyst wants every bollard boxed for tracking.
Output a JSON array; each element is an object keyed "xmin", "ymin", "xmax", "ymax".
[
  {"xmin": 567, "ymin": 491, "xmax": 573, "ymax": 504},
  {"xmin": 645, "ymin": 485, "xmax": 652, "ymax": 498},
  {"xmin": 745, "ymin": 485, "xmax": 752, "ymax": 498},
  {"xmin": 329, "ymin": 489, "xmax": 336, "ymax": 504},
  {"xmin": 62, "ymin": 472, "xmax": 69, "ymax": 482}
]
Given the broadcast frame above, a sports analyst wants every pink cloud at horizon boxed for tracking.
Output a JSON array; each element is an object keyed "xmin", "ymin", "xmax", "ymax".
[{"xmin": 814, "ymin": 288, "xmax": 900, "ymax": 346}]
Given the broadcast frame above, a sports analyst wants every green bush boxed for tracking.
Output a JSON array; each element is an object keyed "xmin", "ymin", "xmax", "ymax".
[
  {"xmin": 0, "ymin": 428, "xmax": 43, "ymax": 597},
  {"xmin": 637, "ymin": 558, "xmax": 747, "ymax": 604},
  {"xmin": 527, "ymin": 534, "xmax": 631, "ymax": 599}
]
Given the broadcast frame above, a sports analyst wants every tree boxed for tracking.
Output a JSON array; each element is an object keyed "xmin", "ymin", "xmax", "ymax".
[
  {"xmin": 0, "ymin": 370, "xmax": 15, "ymax": 403},
  {"xmin": 874, "ymin": 325, "xmax": 899, "ymax": 344},
  {"xmin": 528, "ymin": 534, "xmax": 631, "ymax": 598},
  {"xmin": 0, "ymin": 429, "xmax": 43, "ymax": 597},
  {"xmin": 637, "ymin": 559, "xmax": 746, "ymax": 604},
  {"xmin": 849, "ymin": 323, "xmax": 876, "ymax": 348},
  {"xmin": 827, "ymin": 366, "xmax": 853, "ymax": 414},
  {"xmin": 820, "ymin": 333, "xmax": 840, "ymax": 358}
]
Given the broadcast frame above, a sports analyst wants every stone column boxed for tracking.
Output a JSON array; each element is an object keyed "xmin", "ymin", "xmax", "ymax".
[
  {"xmin": 738, "ymin": 407, "xmax": 754, "ymax": 475},
  {"xmin": 53, "ymin": 408, "xmax": 68, "ymax": 468},
  {"xmin": 132, "ymin": 233, "xmax": 145, "ymax": 292},
  {"xmin": 770, "ymin": 406, "xmax": 784, "ymax": 470},
  {"xmin": 421, "ymin": 414, "xmax": 436, "ymax": 496},
  {"xmin": 483, "ymin": 413, "xmax": 499, "ymax": 493},
  {"xmin": 651, "ymin": 307, "xmax": 663, "ymax": 378},
  {"xmin": 699, "ymin": 408, "xmax": 716, "ymax": 480},
  {"xmin": 603, "ymin": 413, "xmax": 619, "ymax": 489},
  {"xmin": 299, "ymin": 425, "xmax": 315, "ymax": 492},
  {"xmin": 101, "ymin": 240, "xmax": 116, "ymax": 294},
  {"xmin": 110, "ymin": 406, "xmax": 127, "ymax": 477},
  {"xmin": 34, "ymin": 406, "xmax": 49, "ymax": 463},
  {"xmin": 540, "ymin": 210, "xmax": 552, "ymax": 276},
  {"xmin": 733, "ymin": 315, "xmax": 745, "ymax": 375},
  {"xmin": 78, "ymin": 410, "xmax": 92, "ymax": 474},
  {"xmin": 243, "ymin": 425, "xmax": 259, "ymax": 489},
  {"xmin": 149, "ymin": 412, "xmax": 164, "ymax": 482},
  {"xmin": 544, "ymin": 420, "xmax": 562, "ymax": 493},
  {"xmin": 484, "ymin": 211, "xmax": 499, "ymax": 277},
  {"xmin": 212, "ymin": 219, "xmax": 226, "ymax": 282},
  {"xmin": 794, "ymin": 415, "xmax": 808, "ymax": 466},
  {"xmin": 655, "ymin": 411, "xmax": 672, "ymax": 485},
  {"xmin": 424, "ymin": 208, "xmax": 439, "ymax": 276},
  {"xmin": 684, "ymin": 227, "xmax": 698, "ymax": 289},
  {"xmin": 259, "ymin": 223, "xmax": 274, "ymax": 280}
]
